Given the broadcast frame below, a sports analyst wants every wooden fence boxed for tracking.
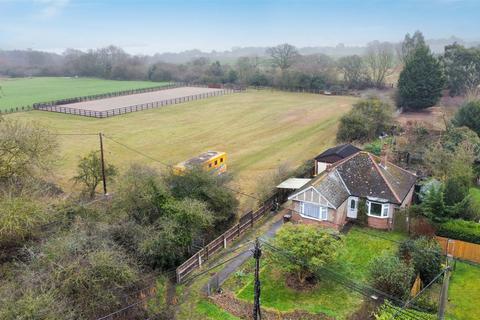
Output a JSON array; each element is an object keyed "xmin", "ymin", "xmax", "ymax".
[
  {"xmin": 436, "ymin": 236, "xmax": 480, "ymax": 264},
  {"xmin": 34, "ymin": 88, "xmax": 241, "ymax": 118},
  {"xmin": 176, "ymin": 200, "xmax": 275, "ymax": 283}
]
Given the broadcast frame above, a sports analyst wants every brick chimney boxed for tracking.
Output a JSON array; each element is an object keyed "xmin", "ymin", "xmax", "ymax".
[{"xmin": 380, "ymin": 143, "xmax": 388, "ymax": 168}]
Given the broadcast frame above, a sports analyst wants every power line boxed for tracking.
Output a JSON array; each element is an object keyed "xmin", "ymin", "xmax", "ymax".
[
  {"xmin": 260, "ymin": 240, "xmax": 431, "ymax": 320},
  {"xmin": 102, "ymin": 134, "xmax": 263, "ymax": 201}
]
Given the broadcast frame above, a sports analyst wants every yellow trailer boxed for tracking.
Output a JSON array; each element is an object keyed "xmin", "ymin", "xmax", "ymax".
[{"xmin": 173, "ymin": 151, "xmax": 227, "ymax": 175}]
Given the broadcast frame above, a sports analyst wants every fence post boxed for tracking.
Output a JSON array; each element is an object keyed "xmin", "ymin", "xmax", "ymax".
[
  {"xmin": 198, "ymin": 253, "xmax": 202, "ymax": 268},
  {"xmin": 223, "ymin": 235, "xmax": 227, "ymax": 249}
]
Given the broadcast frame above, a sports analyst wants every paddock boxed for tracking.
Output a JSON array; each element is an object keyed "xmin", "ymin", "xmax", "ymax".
[{"xmin": 34, "ymin": 86, "xmax": 232, "ymax": 118}]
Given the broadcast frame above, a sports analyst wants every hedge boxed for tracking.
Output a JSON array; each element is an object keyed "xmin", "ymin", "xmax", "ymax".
[{"xmin": 437, "ymin": 219, "xmax": 480, "ymax": 244}]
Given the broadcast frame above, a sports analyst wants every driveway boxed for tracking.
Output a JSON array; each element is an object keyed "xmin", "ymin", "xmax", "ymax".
[{"xmin": 202, "ymin": 216, "xmax": 284, "ymax": 294}]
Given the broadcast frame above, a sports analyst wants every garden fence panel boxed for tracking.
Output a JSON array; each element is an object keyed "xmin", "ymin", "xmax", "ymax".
[{"xmin": 436, "ymin": 236, "xmax": 480, "ymax": 264}]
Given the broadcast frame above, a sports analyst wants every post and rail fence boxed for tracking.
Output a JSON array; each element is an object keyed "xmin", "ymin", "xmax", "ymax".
[
  {"xmin": 175, "ymin": 195, "xmax": 280, "ymax": 284},
  {"xmin": 33, "ymin": 87, "xmax": 243, "ymax": 118}
]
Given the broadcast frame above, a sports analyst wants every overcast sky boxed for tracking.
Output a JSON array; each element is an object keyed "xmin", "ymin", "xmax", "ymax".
[{"xmin": 0, "ymin": 0, "xmax": 479, "ymax": 54}]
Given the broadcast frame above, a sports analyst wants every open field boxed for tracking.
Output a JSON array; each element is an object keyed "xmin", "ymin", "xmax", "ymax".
[
  {"xmin": 0, "ymin": 77, "xmax": 167, "ymax": 111},
  {"xmin": 6, "ymin": 90, "xmax": 356, "ymax": 206}
]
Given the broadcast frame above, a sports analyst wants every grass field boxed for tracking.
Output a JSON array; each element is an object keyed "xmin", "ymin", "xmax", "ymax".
[
  {"xmin": 447, "ymin": 261, "xmax": 480, "ymax": 320},
  {"xmin": 6, "ymin": 90, "xmax": 356, "ymax": 207},
  {"xmin": 0, "ymin": 77, "xmax": 167, "ymax": 111}
]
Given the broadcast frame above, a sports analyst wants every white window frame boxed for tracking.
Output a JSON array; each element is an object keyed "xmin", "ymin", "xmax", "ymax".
[
  {"xmin": 366, "ymin": 200, "xmax": 389, "ymax": 218},
  {"xmin": 299, "ymin": 202, "xmax": 328, "ymax": 221}
]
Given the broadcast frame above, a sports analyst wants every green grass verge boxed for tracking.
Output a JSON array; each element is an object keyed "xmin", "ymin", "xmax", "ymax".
[
  {"xmin": 227, "ymin": 226, "xmax": 407, "ymax": 319},
  {"xmin": 196, "ymin": 300, "xmax": 240, "ymax": 320},
  {"xmin": 0, "ymin": 77, "xmax": 167, "ymax": 111},
  {"xmin": 447, "ymin": 261, "xmax": 480, "ymax": 320}
]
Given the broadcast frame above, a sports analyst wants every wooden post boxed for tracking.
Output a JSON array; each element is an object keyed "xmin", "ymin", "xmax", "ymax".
[
  {"xmin": 223, "ymin": 235, "xmax": 227, "ymax": 249},
  {"xmin": 198, "ymin": 253, "xmax": 202, "ymax": 267},
  {"xmin": 99, "ymin": 133, "xmax": 107, "ymax": 195},
  {"xmin": 438, "ymin": 256, "xmax": 452, "ymax": 320}
]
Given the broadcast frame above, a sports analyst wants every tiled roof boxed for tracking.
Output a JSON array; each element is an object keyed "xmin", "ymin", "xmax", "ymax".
[
  {"xmin": 314, "ymin": 144, "xmax": 361, "ymax": 162},
  {"xmin": 315, "ymin": 170, "xmax": 350, "ymax": 207},
  {"xmin": 291, "ymin": 151, "xmax": 417, "ymax": 206}
]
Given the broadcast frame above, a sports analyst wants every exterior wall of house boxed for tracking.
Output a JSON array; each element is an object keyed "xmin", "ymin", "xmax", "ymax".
[
  {"xmin": 334, "ymin": 199, "xmax": 348, "ymax": 227},
  {"xmin": 366, "ymin": 203, "xmax": 395, "ymax": 230},
  {"xmin": 400, "ymin": 185, "xmax": 415, "ymax": 208},
  {"xmin": 315, "ymin": 161, "xmax": 328, "ymax": 175},
  {"xmin": 290, "ymin": 200, "xmax": 342, "ymax": 230}
]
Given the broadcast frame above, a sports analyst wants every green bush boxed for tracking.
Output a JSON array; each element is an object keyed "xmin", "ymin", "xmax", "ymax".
[
  {"xmin": 336, "ymin": 97, "xmax": 393, "ymax": 143},
  {"xmin": 0, "ymin": 196, "xmax": 48, "ymax": 246},
  {"xmin": 368, "ymin": 253, "xmax": 414, "ymax": 300},
  {"xmin": 0, "ymin": 289, "xmax": 69, "ymax": 320},
  {"xmin": 437, "ymin": 219, "xmax": 480, "ymax": 244},
  {"xmin": 398, "ymin": 237, "xmax": 442, "ymax": 283},
  {"xmin": 453, "ymin": 100, "xmax": 480, "ymax": 136},
  {"xmin": 374, "ymin": 301, "xmax": 436, "ymax": 320},
  {"xmin": 270, "ymin": 224, "xmax": 343, "ymax": 284}
]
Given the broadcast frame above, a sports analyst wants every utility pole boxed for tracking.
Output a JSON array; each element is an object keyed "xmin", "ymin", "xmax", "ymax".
[
  {"xmin": 438, "ymin": 252, "xmax": 453, "ymax": 319},
  {"xmin": 253, "ymin": 238, "xmax": 262, "ymax": 320},
  {"xmin": 99, "ymin": 132, "xmax": 107, "ymax": 195}
]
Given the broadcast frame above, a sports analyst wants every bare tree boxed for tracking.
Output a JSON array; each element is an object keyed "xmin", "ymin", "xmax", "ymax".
[
  {"xmin": 398, "ymin": 30, "xmax": 427, "ymax": 64},
  {"xmin": 364, "ymin": 41, "xmax": 395, "ymax": 88},
  {"xmin": 266, "ymin": 43, "xmax": 299, "ymax": 71}
]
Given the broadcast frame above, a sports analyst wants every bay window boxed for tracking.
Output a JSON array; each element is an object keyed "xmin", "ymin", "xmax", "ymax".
[
  {"xmin": 300, "ymin": 202, "xmax": 328, "ymax": 220},
  {"xmin": 366, "ymin": 200, "xmax": 389, "ymax": 218}
]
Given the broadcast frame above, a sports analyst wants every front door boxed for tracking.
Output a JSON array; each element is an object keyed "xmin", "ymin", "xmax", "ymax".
[{"xmin": 347, "ymin": 197, "xmax": 358, "ymax": 218}]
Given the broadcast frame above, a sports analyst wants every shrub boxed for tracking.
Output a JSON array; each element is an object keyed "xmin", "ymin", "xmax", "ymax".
[
  {"xmin": 398, "ymin": 237, "xmax": 442, "ymax": 283},
  {"xmin": 165, "ymin": 167, "xmax": 238, "ymax": 232},
  {"xmin": 453, "ymin": 100, "xmax": 480, "ymax": 136},
  {"xmin": 368, "ymin": 253, "xmax": 414, "ymax": 300},
  {"xmin": 0, "ymin": 196, "xmax": 48, "ymax": 246},
  {"xmin": 270, "ymin": 224, "xmax": 343, "ymax": 284},
  {"xmin": 0, "ymin": 289, "xmax": 70, "ymax": 320},
  {"xmin": 0, "ymin": 119, "xmax": 58, "ymax": 183},
  {"xmin": 336, "ymin": 97, "xmax": 393, "ymax": 142},
  {"xmin": 53, "ymin": 249, "xmax": 139, "ymax": 318},
  {"xmin": 437, "ymin": 219, "xmax": 480, "ymax": 244},
  {"xmin": 374, "ymin": 301, "xmax": 436, "ymax": 320}
]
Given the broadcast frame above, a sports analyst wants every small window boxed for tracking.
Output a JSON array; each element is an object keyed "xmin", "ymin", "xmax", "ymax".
[
  {"xmin": 350, "ymin": 199, "xmax": 356, "ymax": 209},
  {"xmin": 208, "ymin": 163, "xmax": 212, "ymax": 168},
  {"xmin": 220, "ymin": 158, "xmax": 224, "ymax": 163},
  {"xmin": 214, "ymin": 160, "xmax": 218, "ymax": 165}
]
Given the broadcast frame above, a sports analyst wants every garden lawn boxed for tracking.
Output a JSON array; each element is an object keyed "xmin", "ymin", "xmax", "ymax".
[
  {"xmin": 196, "ymin": 300, "xmax": 240, "ymax": 320},
  {"xmin": 230, "ymin": 226, "xmax": 407, "ymax": 319},
  {"xmin": 447, "ymin": 261, "xmax": 480, "ymax": 320},
  {"xmin": 0, "ymin": 77, "xmax": 167, "ymax": 111}
]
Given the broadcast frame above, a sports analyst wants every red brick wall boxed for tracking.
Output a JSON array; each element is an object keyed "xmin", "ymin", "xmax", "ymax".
[
  {"xmin": 291, "ymin": 211, "xmax": 341, "ymax": 230},
  {"xmin": 367, "ymin": 216, "xmax": 390, "ymax": 229}
]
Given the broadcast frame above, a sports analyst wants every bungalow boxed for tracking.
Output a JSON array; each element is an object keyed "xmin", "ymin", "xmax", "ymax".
[{"xmin": 288, "ymin": 151, "xmax": 417, "ymax": 230}]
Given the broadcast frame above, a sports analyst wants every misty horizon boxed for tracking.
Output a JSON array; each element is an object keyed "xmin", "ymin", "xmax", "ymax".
[{"xmin": 1, "ymin": 0, "xmax": 479, "ymax": 55}]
